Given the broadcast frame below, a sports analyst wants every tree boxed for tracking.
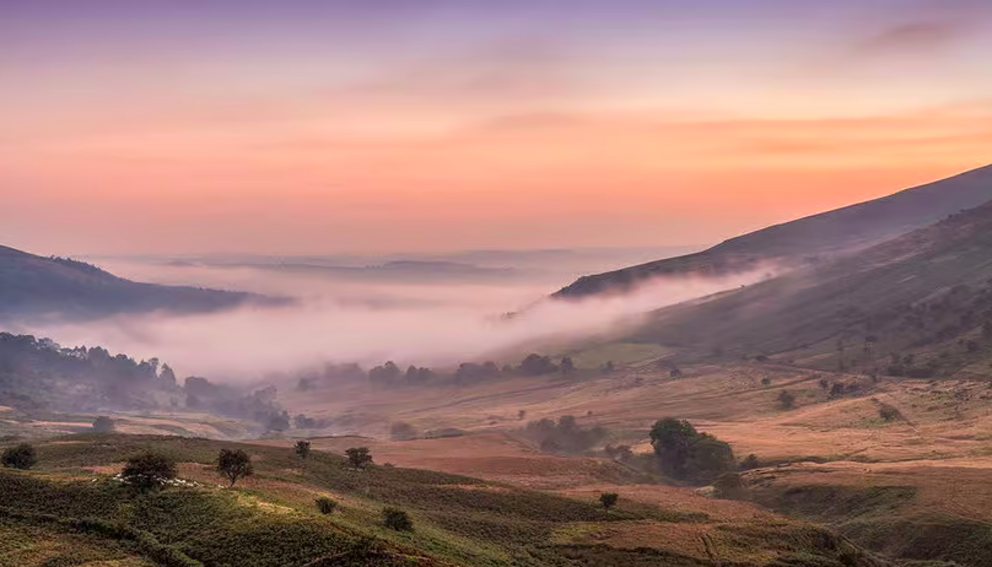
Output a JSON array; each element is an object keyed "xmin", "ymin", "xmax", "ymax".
[
  {"xmin": 121, "ymin": 452, "xmax": 177, "ymax": 490},
  {"xmin": 519, "ymin": 354, "xmax": 558, "ymax": 376},
  {"xmin": 760, "ymin": 377, "xmax": 771, "ymax": 386},
  {"xmin": 560, "ymin": 357, "xmax": 576, "ymax": 376},
  {"xmin": 382, "ymin": 507, "xmax": 413, "ymax": 531},
  {"xmin": 599, "ymin": 492, "xmax": 619, "ymax": 511},
  {"xmin": 649, "ymin": 418, "xmax": 698, "ymax": 479},
  {"xmin": 217, "ymin": 449, "xmax": 253, "ymax": 487},
  {"xmin": 1, "ymin": 443, "xmax": 37, "ymax": 470},
  {"xmin": 777, "ymin": 390, "xmax": 796, "ymax": 410},
  {"xmin": 159, "ymin": 363, "xmax": 177, "ymax": 387},
  {"xmin": 295, "ymin": 440, "xmax": 311, "ymax": 461},
  {"xmin": 315, "ymin": 496, "xmax": 338, "ymax": 514},
  {"xmin": 517, "ymin": 409, "xmax": 527, "ymax": 421},
  {"xmin": 92, "ymin": 416, "xmax": 115, "ymax": 433},
  {"xmin": 650, "ymin": 418, "xmax": 735, "ymax": 484},
  {"xmin": 346, "ymin": 447, "xmax": 373, "ymax": 469}
]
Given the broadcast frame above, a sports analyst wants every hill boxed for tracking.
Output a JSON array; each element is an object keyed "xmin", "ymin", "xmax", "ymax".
[
  {"xmin": 554, "ymin": 163, "xmax": 992, "ymax": 299},
  {"xmin": 0, "ymin": 244, "xmax": 281, "ymax": 320},
  {"xmin": 625, "ymin": 197, "xmax": 992, "ymax": 373},
  {"xmin": 0, "ymin": 433, "xmax": 888, "ymax": 567}
]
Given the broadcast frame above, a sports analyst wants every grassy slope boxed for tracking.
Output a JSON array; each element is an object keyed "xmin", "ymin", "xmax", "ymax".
[
  {"xmin": 0, "ymin": 434, "xmax": 886, "ymax": 567},
  {"xmin": 0, "ymin": 244, "xmax": 280, "ymax": 320},
  {"xmin": 625, "ymin": 199, "xmax": 992, "ymax": 363}
]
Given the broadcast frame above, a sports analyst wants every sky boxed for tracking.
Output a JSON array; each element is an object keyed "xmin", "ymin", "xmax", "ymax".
[{"xmin": 2, "ymin": 0, "xmax": 991, "ymax": 256}]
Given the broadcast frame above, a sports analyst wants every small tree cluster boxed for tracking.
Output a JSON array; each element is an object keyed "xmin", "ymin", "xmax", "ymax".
[
  {"xmin": 1, "ymin": 443, "xmax": 37, "ymax": 470},
  {"xmin": 346, "ymin": 447, "xmax": 373, "ymax": 469},
  {"xmin": 389, "ymin": 422, "xmax": 418, "ymax": 441},
  {"xmin": 524, "ymin": 415, "xmax": 607, "ymax": 454},
  {"xmin": 777, "ymin": 390, "xmax": 796, "ymax": 410},
  {"xmin": 121, "ymin": 451, "xmax": 177, "ymax": 490},
  {"xmin": 650, "ymin": 418, "xmax": 736, "ymax": 484}
]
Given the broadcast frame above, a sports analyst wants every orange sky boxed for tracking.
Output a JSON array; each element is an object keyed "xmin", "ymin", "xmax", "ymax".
[{"xmin": 2, "ymin": 1, "xmax": 991, "ymax": 255}]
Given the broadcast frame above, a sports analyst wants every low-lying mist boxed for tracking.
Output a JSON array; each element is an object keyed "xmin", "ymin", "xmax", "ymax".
[{"xmin": 9, "ymin": 253, "xmax": 775, "ymax": 381}]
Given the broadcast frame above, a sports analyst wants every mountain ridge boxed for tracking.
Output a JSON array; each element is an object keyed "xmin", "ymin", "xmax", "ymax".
[
  {"xmin": 0, "ymin": 244, "xmax": 284, "ymax": 321},
  {"xmin": 554, "ymin": 163, "xmax": 992, "ymax": 299}
]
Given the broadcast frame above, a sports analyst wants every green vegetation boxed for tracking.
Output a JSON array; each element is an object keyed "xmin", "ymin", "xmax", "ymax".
[
  {"xmin": 649, "ymin": 418, "xmax": 736, "ymax": 484},
  {"xmin": 1, "ymin": 443, "xmax": 37, "ymax": 470},
  {"xmin": 523, "ymin": 415, "xmax": 607, "ymax": 454},
  {"xmin": 0, "ymin": 434, "xmax": 890, "ymax": 566},
  {"xmin": 382, "ymin": 507, "xmax": 413, "ymax": 532},
  {"xmin": 121, "ymin": 451, "xmax": 178, "ymax": 490},
  {"xmin": 315, "ymin": 496, "xmax": 338, "ymax": 515},
  {"xmin": 346, "ymin": 446, "xmax": 374, "ymax": 469},
  {"xmin": 216, "ymin": 448, "xmax": 253, "ymax": 487},
  {"xmin": 599, "ymin": 493, "xmax": 618, "ymax": 511}
]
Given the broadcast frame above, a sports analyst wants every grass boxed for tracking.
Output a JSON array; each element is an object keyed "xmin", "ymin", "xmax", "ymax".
[{"xmin": 0, "ymin": 433, "xmax": 889, "ymax": 567}]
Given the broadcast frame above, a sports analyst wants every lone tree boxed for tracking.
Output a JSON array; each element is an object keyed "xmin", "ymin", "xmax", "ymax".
[
  {"xmin": 92, "ymin": 416, "xmax": 114, "ymax": 433},
  {"xmin": 346, "ymin": 447, "xmax": 373, "ymax": 469},
  {"xmin": 777, "ymin": 390, "xmax": 796, "ymax": 410},
  {"xmin": 295, "ymin": 440, "xmax": 311, "ymax": 461},
  {"xmin": 217, "ymin": 449, "xmax": 254, "ymax": 487},
  {"xmin": 599, "ymin": 492, "xmax": 619, "ymax": 511},
  {"xmin": 650, "ymin": 418, "xmax": 735, "ymax": 484},
  {"xmin": 121, "ymin": 452, "xmax": 177, "ymax": 490},
  {"xmin": 382, "ymin": 507, "xmax": 413, "ymax": 532},
  {"xmin": 1, "ymin": 443, "xmax": 37, "ymax": 470},
  {"xmin": 560, "ymin": 357, "xmax": 576, "ymax": 377}
]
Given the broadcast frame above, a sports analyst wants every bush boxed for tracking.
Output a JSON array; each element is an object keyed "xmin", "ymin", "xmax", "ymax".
[
  {"xmin": 382, "ymin": 507, "xmax": 413, "ymax": 531},
  {"xmin": 315, "ymin": 496, "xmax": 338, "ymax": 514},
  {"xmin": 121, "ymin": 452, "xmax": 177, "ymax": 490},
  {"xmin": 740, "ymin": 454, "xmax": 760, "ymax": 471},
  {"xmin": 1, "ymin": 443, "xmax": 37, "ymax": 470},
  {"xmin": 599, "ymin": 492, "xmax": 619, "ymax": 510},
  {"xmin": 294, "ymin": 440, "xmax": 311, "ymax": 460},
  {"xmin": 345, "ymin": 447, "xmax": 373, "ymax": 469},
  {"xmin": 761, "ymin": 377, "xmax": 771, "ymax": 386},
  {"xmin": 777, "ymin": 390, "xmax": 796, "ymax": 410}
]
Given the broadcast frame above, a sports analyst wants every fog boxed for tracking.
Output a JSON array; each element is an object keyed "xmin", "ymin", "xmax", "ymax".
[{"xmin": 12, "ymin": 250, "xmax": 774, "ymax": 381}]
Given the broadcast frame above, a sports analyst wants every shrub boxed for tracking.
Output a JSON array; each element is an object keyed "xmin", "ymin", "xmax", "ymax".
[
  {"xmin": 777, "ymin": 390, "xmax": 796, "ymax": 410},
  {"xmin": 879, "ymin": 406, "xmax": 900, "ymax": 422},
  {"xmin": 346, "ymin": 447, "xmax": 373, "ymax": 469},
  {"xmin": 315, "ymin": 496, "xmax": 338, "ymax": 514},
  {"xmin": 1, "ymin": 443, "xmax": 37, "ymax": 470},
  {"xmin": 599, "ymin": 492, "xmax": 619, "ymax": 510},
  {"xmin": 382, "ymin": 507, "xmax": 413, "ymax": 531},
  {"xmin": 740, "ymin": 454, "xmax": 760, "ymax": 471},
  {"xmin": 217, "ymin": 448, "xmax": 253, "ymax": 487},
  {"xmin": 295, "ymin": 440, "xmax": 311, "ymax": 460},
  {"xmin": 761, "ymin": 377, "xmax": 771, "ymax": 386},
  {"xmin": 121, "ymin": 451, "xmax": 177, "ymax": 490}
]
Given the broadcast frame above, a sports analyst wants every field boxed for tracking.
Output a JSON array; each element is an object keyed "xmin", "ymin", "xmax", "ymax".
[
  {"xmin": 0, "ymin": 434, "xmax": 879, "ymax": 567},
  {"xmin": 278, "ymin": 360, "xmax": 992, "ymax": 565}
]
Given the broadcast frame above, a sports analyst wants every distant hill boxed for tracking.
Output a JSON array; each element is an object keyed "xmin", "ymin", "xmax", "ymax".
[
  {"xmin": 555, "ymin": 163, "xmax": 992, "ymax": 299},
  {"xmin": 628, "ymin": 198, "xmax": 992, "ymax": 370},
  {"xmin": 0, "ymin": 244, "xmax": 279, "ymax": 320}
]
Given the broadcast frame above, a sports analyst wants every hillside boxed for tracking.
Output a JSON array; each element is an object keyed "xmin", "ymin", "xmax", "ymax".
[
  {"xmin": 554, "ymin": 163, "xmax": 992, "ymax": 299},
  {"xmin": 0, "ymin": 433, "xmax": 888, "ymax": 567},
  {"xmin": 625, "ymin": 197, "xmax": 992, "ymax": 370},
  {"xmin": 0, "ymin": 245, "xmax": 280, "ymax": 320}
]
